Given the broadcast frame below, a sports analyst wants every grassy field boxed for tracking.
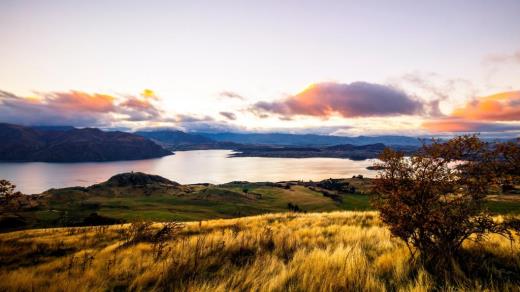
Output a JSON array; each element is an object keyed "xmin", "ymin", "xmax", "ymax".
[
  {"xmin": 0, "ymin": 176, "xmax": 377, "ymax": 231},
  {"xmin": 2, "ymin": 174, "xmax": 519, "ymax": 232},
  {"xmin": 0, "ymin": 211, "xmax": 519, "ymax": 291}
]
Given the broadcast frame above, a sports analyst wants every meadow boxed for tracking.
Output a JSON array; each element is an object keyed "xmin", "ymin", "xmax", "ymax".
[
  {"xmin": 1, "ymin": 211, "xmax": 519, "ymax": 291},
  {"xmin": 3, "ymin": 174, "xmax": 519, "ymax": 232}
]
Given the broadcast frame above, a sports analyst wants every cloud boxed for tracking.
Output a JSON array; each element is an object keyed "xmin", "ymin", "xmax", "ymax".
[
  {"xmin": 265, "ymin": 125, "xmax": 353, "ymax": 135},
  {"xmin": 175, "ymin": 114, "xmax": 214, "ymax": 123},
  {"xmin": 118, "ymin": 94, "xmax": 162, "ymax": 122},
  {"xmin": 0, "ymin": 89, "xmax": 166, "ymax": 126},
  {"xmin": 251, "ymin": 82, "xmax": 425, "ymax": 118},
  {"xmin": 219, "ymin": 91, "xmax": 245, "ymax": 100},
  {"xmin": 422, "ymin": 118, "xmax": 520, "ymax": 133},
  {"xmin": 400, "ymin": 72, "xmax": 450, "ymax": 101},
  {"xmin": 220, "ymin": 112, "xmax": 237, "ymax": 121},
  {"xmin": 220, "ymin": 111, "xmax": 237, "ymax": 120},
  {"xmin": 1, "ymin": 90, "xmax": 115, "ymax": 112},
  {"xmin": 394, "ymin": 71, "xmax": 476, "ymax": 117},
  {"xmin": 421, "ymin": 90, "xmax": 520, "ymax": 133},
  {"xmin": 147, "ymin": 114, "xmax": 240, "ymax": 133},
  {"xmin": 141, "ymin": 89, "xmax": 158, "ymax": 99},
  {"xmin": 484, "ymin": 50, "xmax": 520, "ymax": 65},
  {"xmin": 451, "ymin": 91, "xmax": 520, "ymax": 121},
  {"xmin": 177, "ymin": 121, "xmax": 243, "ymax": 133}
]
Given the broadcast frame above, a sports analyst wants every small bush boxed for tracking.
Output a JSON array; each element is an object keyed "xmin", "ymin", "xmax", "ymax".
[{"xmin": 287, "ymin": 202, "xmax": 302, "ymax": 212}]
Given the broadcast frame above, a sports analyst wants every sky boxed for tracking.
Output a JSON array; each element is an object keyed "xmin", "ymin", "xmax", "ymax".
[{"xmin": 1, "ymin": 0, "xmax": 520, "ymax": 136}]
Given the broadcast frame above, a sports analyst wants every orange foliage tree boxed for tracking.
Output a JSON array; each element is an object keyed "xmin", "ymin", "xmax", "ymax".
[{"xmin": 371, "ymin": 136, "xmax": 514, "ymax": 270}]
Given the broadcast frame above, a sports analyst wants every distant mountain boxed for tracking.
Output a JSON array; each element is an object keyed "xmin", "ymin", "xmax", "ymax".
[
  {"xmin": 325, "ymin": 143, "xmax": 386, "ymax": 151},
  {"xmin": 0, "ymin": 123, "xmax": 172, "ymax": 162},
  {"xmin": 231, "ymin": 143, "xmax": 416, "ymax": 160},
  {"xmin": 198, "ymin": 132, "xmax": 422, "ymax": 146},
  {"xmin": 136, "ymin": 130, "xmax": 213, "ymax": 145},
  {"xmin": 135, "ymin": 130, "xmax": 240, "ymax": 150},
  {"xmin": 31, "ymin": 125, "xmax": 76, "ymax": 132},
  {"xmin": 134, "ymin": 130, "xmax": 422, "ymax": 156}
]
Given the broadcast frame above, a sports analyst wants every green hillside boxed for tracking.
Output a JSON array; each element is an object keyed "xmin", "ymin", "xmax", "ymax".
[{"xmin": 1, "ymin": 172, "xmax": 519, "ymax": 232}]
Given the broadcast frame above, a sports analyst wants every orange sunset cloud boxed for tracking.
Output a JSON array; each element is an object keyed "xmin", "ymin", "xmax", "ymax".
[
  {"xmin": 0, "ymin": 89, "xmax": 164, "ymax": 126},
  {"xmin": 422, "ymin": 118, "xmax": 520, "ymax": 132},
  {"xmin": 422, "ymin": 91, "xmax": 520, "ymax": 133},
  {"xmin": 44, "ymin": 91, "xmax": 115, "ymax": 112},
  {"xmin": 452, "ymin": 91, "xmax": 520, "ymax": 121}
]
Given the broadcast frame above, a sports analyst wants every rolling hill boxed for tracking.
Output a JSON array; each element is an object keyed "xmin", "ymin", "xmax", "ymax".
[
  {"xmin": 0, "ymin": 172, "xmax": 374, "ymax": 231},
  {"xmin": 1, "ymin": 172, "xmax": 518, "ymax": 232}
]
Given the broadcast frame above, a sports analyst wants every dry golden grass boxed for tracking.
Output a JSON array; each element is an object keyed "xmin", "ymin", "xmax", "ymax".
[{"xmin": 0, "ymin": 211, "xmax": 519, "ymax": 291}]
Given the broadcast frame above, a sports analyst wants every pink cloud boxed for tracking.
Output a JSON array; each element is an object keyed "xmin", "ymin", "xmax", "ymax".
[
  {"xmin": 252, "ymin": 82, "xmax": 425, "ymax": 118},
  {"xmin": 0, "ymin": 89, "xmax": 165, "ymax": 126},
  {"xmin": 421, "ymin": 91, "xmax": 520, "ymax": 133}
]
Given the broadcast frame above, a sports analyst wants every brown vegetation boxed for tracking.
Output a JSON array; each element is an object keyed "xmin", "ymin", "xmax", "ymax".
[
  {"xmin": 0, "ymin": 211, "xmax": 518, "ymax": 291},
  {"xmin": 372, "ymin": 135, "xmax": 519, "ymax": 276},
  {"xmin": 0, "ymin": 179, "xmax": 20, "ymax": 200}
]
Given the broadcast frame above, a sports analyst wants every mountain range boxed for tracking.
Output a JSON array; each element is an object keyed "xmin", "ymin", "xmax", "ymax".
[
  {"xmin": 3, "ymin": 123, "xmax": 494, "ymax": 163},
  {"xmin": 0, "ymin": 123, "xmax": 172, "ymax": 162},
  {"xmin": 134, "ymin": 130, "xmax": 420, "ymax": 159},
  {"xmin": 135, "ymin": 130, "xmax": 424, "ymax": 148},
  {"xmin": 135, "ymin": 130, "xmax": 240, "ymax": 150},
  {"xmin": 197, "ymin": 132, "xmax": 423, "ymax": 146}
]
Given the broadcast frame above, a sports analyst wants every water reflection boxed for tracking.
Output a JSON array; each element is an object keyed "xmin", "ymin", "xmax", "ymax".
[{"xmin": 0, "ymin": 150, "xmax": 377, "ymax": 194}]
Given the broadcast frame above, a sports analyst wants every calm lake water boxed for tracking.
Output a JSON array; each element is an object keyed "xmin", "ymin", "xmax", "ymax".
[{"xmin": 0, "ymin": 150, "xmax": 377, "ymax": 194}]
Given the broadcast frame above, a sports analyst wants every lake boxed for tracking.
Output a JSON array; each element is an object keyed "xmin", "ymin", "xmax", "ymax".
[{"xmin": 0, "ymin": 150, "xmax": 377, "ymax": 194}]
